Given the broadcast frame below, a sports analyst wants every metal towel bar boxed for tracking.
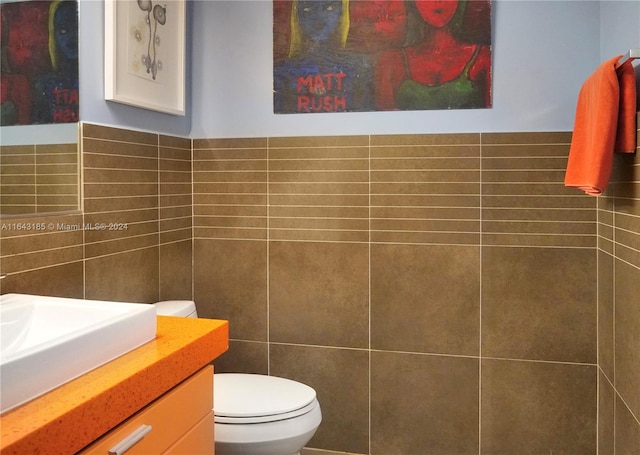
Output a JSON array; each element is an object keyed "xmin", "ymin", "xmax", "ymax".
[{"xmin": 619, "ymin": 48, "xmax": 640, "ymax": 66}]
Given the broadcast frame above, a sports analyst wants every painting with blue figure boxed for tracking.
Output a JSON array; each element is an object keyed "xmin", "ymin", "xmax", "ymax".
[
  {"xmin": 273, "ymin": 0, "xmax": 493, "ymax": 114},
  {"xmin": 1, "ymin": 0, "xmax": 79, "ymax": 125},
  {"xmin": 274, "ymin": 0, "xmax": 373, "ymax": 113}
]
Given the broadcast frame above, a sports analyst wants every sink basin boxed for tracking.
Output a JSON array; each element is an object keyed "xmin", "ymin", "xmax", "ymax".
[{"xmin": 0, "ymin": 294, "xmax": 157, "ymax": 414}]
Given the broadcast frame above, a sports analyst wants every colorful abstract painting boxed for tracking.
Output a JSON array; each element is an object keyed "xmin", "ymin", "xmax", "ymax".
[
  {"xmin": 0, "ymin": 0, "xmax": 79, "ymax": 125},
  {"xmin": 274, "ymin": 0, "xmax": 492, "ymax": 114}
]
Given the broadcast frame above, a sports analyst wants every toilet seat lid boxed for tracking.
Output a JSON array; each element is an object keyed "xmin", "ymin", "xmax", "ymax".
[{"xmin": 214, "ymin": 374, "xmax": 317, "ymax": 419}]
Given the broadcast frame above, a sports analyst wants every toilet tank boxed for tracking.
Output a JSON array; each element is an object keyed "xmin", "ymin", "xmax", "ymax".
[{"xmin": 154, "ymin": 300, "xmax": 198, "ymax": 318}]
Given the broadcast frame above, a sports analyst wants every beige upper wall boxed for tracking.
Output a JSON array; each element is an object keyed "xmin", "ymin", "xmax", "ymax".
[
  {"xmin": 77, "ymin": 1, "xmax": 638, "ymax": 139},
  {"xmin": 189, "ymin": 0, "xmax": 607, "ymax": 138}
]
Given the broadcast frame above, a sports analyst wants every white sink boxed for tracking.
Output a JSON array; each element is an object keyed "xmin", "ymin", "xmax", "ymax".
[{"xmin": 0, "ymin": 294, "xmax": 157, "ymax": 414}]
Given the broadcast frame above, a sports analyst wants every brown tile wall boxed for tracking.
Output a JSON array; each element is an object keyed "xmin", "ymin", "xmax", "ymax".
[
  {"xmin": 194, "ymin": 132, "xmax": 603, "ymax": 454},
  {"xmin": 0, "ymin": 211, "xmax": 85, "ymax": 297},
  {"xmin": 597, "ymin": 114, "xmax": 640, "ymax": 454},
  {"xmin": 0, "ymin": 123, "xmax": 193, "ymax": 304},
  {"xmin": 2, "ymin": 125, "xmax": 638, "ymax": 454},
  {"xmin": 159, "ymin": 134, "xmax": 193, "ymax": 300},
  {"xmin": 0, "ymin": 143, "xmax": 78, "ymax": 215}
]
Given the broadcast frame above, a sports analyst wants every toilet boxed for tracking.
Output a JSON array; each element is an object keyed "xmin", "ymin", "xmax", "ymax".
[{"xmin": 153, "ymin": 300, "xmax": 322, "ymax": 455}]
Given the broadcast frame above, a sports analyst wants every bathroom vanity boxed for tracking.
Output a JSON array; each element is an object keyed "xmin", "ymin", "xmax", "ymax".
[
  {"xmin": 0, "ymin": 316, "xmax": 229, "ymax": 454},
  {"xmin": 79, "ymin": 367, "xmax": 214, "ymax": 454}
]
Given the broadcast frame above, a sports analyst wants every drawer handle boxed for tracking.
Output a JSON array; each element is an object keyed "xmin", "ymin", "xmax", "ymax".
[{"xmin": 108, "ymin": 424, "xmax": 153, "ymax": 455}]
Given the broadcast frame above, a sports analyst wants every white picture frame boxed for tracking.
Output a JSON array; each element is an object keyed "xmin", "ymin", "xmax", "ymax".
[{"xmin": 104, "ymin": 0, "xmax": 185, "ymax": 116}]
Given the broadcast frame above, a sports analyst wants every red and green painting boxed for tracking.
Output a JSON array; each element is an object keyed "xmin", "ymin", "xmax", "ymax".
[
  {"xmin": 1, "ymin": 0, "xmax": 79, "ymax": 125},
  {"xmin": 274, "ymin": 0, "xmax": 492, "ymax": 114}
]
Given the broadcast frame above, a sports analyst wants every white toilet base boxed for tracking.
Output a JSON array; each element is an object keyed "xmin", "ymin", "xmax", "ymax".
[{"xmin": 214, "ymin": 401, "xmax": 321, "ymax": 455}]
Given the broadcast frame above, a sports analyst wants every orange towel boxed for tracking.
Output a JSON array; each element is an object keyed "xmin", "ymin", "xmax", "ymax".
[
  {"xmin": 564, "ymin": 55, "xmax": 637, "ymax": 196},
  {"xmin": 615, "ymin": 60, "xmax": 637, "ymax": 153}
]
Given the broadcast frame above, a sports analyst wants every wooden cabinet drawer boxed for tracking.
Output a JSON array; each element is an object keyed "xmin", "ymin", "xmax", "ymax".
[
  {"xmin": 166, "ymin": 412, "xmax": 214, "ymax": 454},
  {"xmin": 79, "ymin": 366, "xmax": 213, "ymax": 455}
]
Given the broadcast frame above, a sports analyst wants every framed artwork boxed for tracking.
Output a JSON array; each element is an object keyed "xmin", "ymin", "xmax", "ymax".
[
  {"xmin": 273, "ymin": 0, "xmax": 492, "ymax": 114},
  {"xmin": 105, "ymin": 0, "xmax": 185, "ymax": 115},
  {"xmin": 0, "ymin": 0, "xmax": 79, "ymax": 125}
]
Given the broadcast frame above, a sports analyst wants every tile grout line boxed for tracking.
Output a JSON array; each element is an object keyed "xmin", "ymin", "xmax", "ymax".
[
  {"xmin": 612, "ymin": 193, "xmax": 616, "ymax": 452},
  {"xmin": 479, "ymin": 132, "xmax": 483, "ymax": 455},
  {"xmin": 191, "ymin": 138, "xmax": 195, "ymax": 304},
  {"xmin": 259, "ymin": 340, "xmax": 599, "ymax": 366},
  {"xmin": 267, "ymin": 137, "xmax": 271, "ymax": 377},
  {"xmin": 596, "ymin": 197, "xmax": 600, "ymax": 455},
  {"xmin": 81, "ymin": 124, "xmax": 87, "ymax": 300},
  {"xmin": 368, "ymin": 134, "xmax": 372, "ymax": 455},
  {"xmin": 157, "ymin": 134, "xmax": 161, "ymax": 301}
]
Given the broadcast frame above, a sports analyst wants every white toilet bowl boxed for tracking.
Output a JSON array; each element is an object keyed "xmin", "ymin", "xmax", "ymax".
[
  {"xmin": 214, "ymin": 373, "xmax": 322, "ymax": 455},
  {"xmin": 154, "ymin": 301, "xmax": 322, "ymax": 455}
]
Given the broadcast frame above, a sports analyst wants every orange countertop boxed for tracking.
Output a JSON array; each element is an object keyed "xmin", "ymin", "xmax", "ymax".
[{"xmin": 0, "ymin": 316, "xmax": 229, "ymax": 455}]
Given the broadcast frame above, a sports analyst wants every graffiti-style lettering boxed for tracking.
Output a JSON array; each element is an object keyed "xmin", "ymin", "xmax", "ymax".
[
  {"xmin": 296, "ymin": 73, "xmax": 347, "ymax": 93},
  {"xmin": 53, "ymin": 88, "xmax": 79, "ymax": 105},
  {"xmin": 297, "ymin": 95, "xmax": 346, "ymax": 113},
  {"xmin": 52, "ymin": 108, "xmax": 78, "ymax": 122}
]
